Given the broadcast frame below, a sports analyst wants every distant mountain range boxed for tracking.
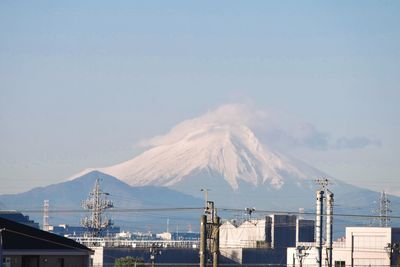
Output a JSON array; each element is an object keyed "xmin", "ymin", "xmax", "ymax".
[
  {"xmin": 0, "ymin": 171, "xmax": 203, "ymax": 232},
  {"xmin": 1, "ymin": 107, "xmax": 399, "ymax": 235},
  {"xmin": 68, "ymin": 111, "xmax": 400, "ymax": 218}
]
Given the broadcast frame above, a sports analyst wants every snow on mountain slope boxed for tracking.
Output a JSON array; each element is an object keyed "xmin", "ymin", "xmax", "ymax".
[{"xmin": 74, "ymin": 105, "xmax": 327, "ymax": 190}]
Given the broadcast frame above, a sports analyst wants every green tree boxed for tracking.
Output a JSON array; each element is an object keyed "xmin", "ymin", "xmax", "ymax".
[{"xmin": 114, "ymin": 256, "xmax": 145, "ymax": 267}]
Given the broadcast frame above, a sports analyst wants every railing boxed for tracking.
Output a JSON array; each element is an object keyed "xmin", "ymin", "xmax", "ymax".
[
  {"xmin": 296, "ymin": 241, "xmax": 347, "ymax": 248},
  {"xmin": 70, "ymin": 237, "xmax": 200, "ymax": 249}
]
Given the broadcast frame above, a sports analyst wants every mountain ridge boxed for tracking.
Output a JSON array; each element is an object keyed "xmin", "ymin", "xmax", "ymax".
[
  {"xmin": 72, "ymin": 124, "xmax": 329, "ymax": 192},
  {"xmin": 59, "ymin": 109, "xmax": 400, "ymax": 227},
  {"xmin": 0, "ymin": 171, "xmax": 203, "ymax": 230}
]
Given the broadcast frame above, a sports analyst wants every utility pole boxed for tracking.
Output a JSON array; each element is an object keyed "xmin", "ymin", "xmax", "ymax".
[
  {"xmin": 296, "ymin": 246, "xmax": 309, "ymax": 267},
  {"xmin": 199, "ymin": 199, "xmax": 220, "ymax": 267},
  {"xmin": 81, "ymin": 178, "xmax": 114, "ymax": 238},
  {"xmin": 212, "ymin": 215, "xmax": 220, "ymax": 267},
  {"xmin": 150, "ymin": 243, "xmax": 161, "ymax": 267},
  {"xmin": 385, "ymin": 243, "xmax": 400, "ymax": 266},
  {"xmin": 200, "ymin": 215, "xmax": 207, "ymax": 267}
]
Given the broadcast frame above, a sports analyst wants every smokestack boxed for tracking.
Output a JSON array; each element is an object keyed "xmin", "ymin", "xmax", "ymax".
[
  {"xmin": 326, "ymin": 191, "xmax": 334, "ymax": 267},
  {"xmin": 315, "ymin": 190, "xmax": 324, "ymax": 267}
]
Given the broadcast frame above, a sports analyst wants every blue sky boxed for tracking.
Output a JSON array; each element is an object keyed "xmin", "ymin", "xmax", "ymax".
[{"xmin": 0, "ymin": 1, "xmax": 399, "ymax": 195}]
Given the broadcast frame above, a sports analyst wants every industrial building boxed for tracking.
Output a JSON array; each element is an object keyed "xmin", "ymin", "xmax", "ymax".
[
  {"xmin": 219, "ymin": 214, "xmax": 315, "ymax": 264},
  {"xmin": 48, "ymin": 224, "xmax": 120, "ymax": 237},
  {"xmin": 287, "ymin": 226, "xmax": 400, "ymax": 266}
]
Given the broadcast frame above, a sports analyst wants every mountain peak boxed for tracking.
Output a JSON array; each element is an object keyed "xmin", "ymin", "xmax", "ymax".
[
  {"xmin": 84, "ymin": 122, "xmax": 322, "ymax": 190},
  {"xmin": 70, "ymin": 105, "xmax": 326, "ymax": 190}
]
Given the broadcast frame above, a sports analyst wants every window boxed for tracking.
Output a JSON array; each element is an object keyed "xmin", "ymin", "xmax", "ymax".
[
  {"xmin": 335, "ymin": 261, "xmax": 345, "ymax": 267},
  {"xmin": 21, "ymin": 256, "xmax": 39, "ymax": 267},
  {"xmin": 57, "ymin": 258, "xmax": 64, "ymax": 267}
]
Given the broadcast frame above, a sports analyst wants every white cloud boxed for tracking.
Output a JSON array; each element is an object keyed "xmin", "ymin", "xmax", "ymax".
[
  {"xmin": 335, "ymin": 136, "xmax": 381, "ymax": 150},
  {"xmin": 138, "ymin": 103, "xmax": 380, "ymax": 151},
  {"xmin": 138, "ymin": 103, "xmax": 268, "ymax": 147}
]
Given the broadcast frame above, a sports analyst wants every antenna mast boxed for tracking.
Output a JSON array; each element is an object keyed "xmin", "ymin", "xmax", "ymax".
[
  {"xmin": 314, "ymin": 178, "xmax": 331, "ymax": 191},
  {"xmin": 81, "ymin": 177, "xmax": 114, "ymax": 237},
  {"xmin": 43, "ymin": 200, "xmax": 50, "ymax": 231}
]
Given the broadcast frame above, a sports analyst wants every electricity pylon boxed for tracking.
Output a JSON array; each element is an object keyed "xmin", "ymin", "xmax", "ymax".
[{"xmin": 81, "ymin": 178, "xmax": 114, "ymax": 237}]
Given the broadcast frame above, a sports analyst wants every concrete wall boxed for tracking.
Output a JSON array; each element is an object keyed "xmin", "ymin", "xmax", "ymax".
[
  {"xmin": 242, "ymin": 248, "xmax": 287, "ymax": 266},
  {"xmin": 346, "ymin": 227, "xmax": 392, "ymax": 267},
  {"xmin": 101, "ymin": 247, "xmax": 199, "ymax": 267},
  {"xmin": 92, "ymin": 247, "xmax": 286, "ymax": 267},
  {"xmin": 287, "ymin": 246, "xmax": 348, "ymax": 267}
]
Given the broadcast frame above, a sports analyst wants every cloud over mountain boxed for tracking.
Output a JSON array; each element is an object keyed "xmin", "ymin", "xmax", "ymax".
[
  {"xmin": 139, "ymin": 104, "xmax": 268, "ymax": 148},
  {"xmin": 71, "ymin": 104, "xmax": 328, "ymax": 191},
  {"xmin": 70, "ymin": 103, "xmax": 380, "ymax": 193}
]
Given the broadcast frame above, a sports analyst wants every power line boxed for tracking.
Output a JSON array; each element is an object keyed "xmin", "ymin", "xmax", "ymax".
[
  {"xmin": 12, "ymin": 207, "xmax": 400, "ymax": 220},
  {"xmin": 17, "ymin": 207, "xmax": 204, "ymax": 214},
  {"xmin": 219, "ymin": 208, "xmax": 400, "ymax": 220}
]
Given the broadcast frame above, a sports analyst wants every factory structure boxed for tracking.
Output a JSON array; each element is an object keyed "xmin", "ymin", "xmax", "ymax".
[
  {"xmin": 50, "ymin": 179, "xmax": 400, "ymax": 266},
  {"xmin": 288, "ymin": 226, "xmax": 400, "ymax": 267},
  {"xmin": 2, "ymin": 178, "xmax": 400, "ymax": 266},
  {"xmin": 218, "ymin": 214, "xmax": 314, "ymax": 264},
  {"xmin": 287, "ymin": 182, "xmax": 400, "ymax": 267}
]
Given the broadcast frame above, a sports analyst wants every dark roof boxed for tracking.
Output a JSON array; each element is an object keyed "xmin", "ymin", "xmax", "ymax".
[{"xmin": 0, "ymin": 217, "xmax": 92, "ymax": 252}]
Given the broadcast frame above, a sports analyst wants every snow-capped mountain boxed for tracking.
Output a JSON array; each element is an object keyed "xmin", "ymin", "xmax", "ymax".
[
  {"xmin": 67, "ymin": 104, "xmax": 400, "ymax": 223},
  {"xmin": 67, "ymin": 106, "xmax": 400, "ymax": 229},
  {"xmin": 75, "ymin": 106, "xmax": 327, "ymax": 191},
  {"xmin": 4, "ymin": 105, "xmax": 399, "ymax": 234}
]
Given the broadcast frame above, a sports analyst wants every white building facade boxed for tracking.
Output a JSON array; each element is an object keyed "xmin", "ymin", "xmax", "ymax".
[{"xmin": 287, "ymin": 227, "xmax": 400, "ymax": 267}]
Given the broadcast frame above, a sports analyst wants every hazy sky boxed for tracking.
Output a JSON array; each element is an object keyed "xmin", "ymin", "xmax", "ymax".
[{"xmin": 0, "ymin": 1, "xmax": 399, "ymax": 195}]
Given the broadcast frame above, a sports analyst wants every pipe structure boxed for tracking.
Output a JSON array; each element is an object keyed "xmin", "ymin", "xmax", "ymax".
[
  {"xmin": 200, "ymin": 215, "xmax": 207, "ymax": 267},
  {"xmin": 212, "ymin": 216, "xmax": 220, "ymax": 267},
  {"xmin": 315, "ymin": 190, "xmax": 324, "ymax": 267},
  {"xmin": 326, "ymin": 191, "xmax": 334, "ymax": 267}
]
